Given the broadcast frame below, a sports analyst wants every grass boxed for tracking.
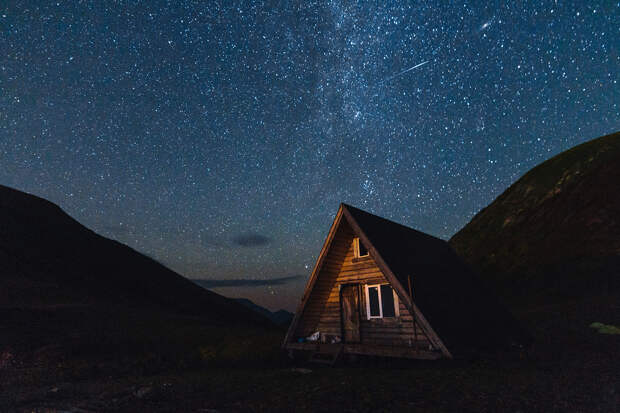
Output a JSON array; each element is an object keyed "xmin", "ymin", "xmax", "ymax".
[
  {"xmin": 589, "ymin": 322, "xmax": 620, "ymax": 335},
  {"xmin": 2, "ymin": 354, "xmax": 617, "ymax": 412},
  {"xmin": 1, "ymin": 292, "xmax": 619, "ymax": 412}
]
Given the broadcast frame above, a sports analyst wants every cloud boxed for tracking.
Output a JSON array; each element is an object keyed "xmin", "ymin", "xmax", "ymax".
[
  {"xmin": 192, "ymin": 275, "xmax": 302, "ymax": 288},
  {"xmin": 231, "ymin": 233, "xmax": 272, "ymax": 247}
]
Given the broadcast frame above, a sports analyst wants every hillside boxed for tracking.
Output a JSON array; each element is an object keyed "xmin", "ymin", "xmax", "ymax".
[
  {"xmin": 450, "ymin": 131, "xmax": 620, "ymax": 304},
  {"xmin": 0, "ymin": 184, "xmax": 270, "ymax": 327},
  {"xmin": 233, "ymin": 298, "xmax": 294, "ymax": 326}
]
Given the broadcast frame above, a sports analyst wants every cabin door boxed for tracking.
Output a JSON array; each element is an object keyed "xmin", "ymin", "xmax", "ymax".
[{"xmin": 340, "ymin": 284, "xmax": 361, "ymax": 343}]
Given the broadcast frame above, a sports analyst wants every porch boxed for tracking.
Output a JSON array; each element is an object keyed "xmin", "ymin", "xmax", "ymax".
[{"xmin": 285, "ymin": 341, "xmax": 443, "ymax": 360}]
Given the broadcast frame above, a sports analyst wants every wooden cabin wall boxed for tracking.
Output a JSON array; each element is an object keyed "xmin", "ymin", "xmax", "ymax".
[
  {"xmin": 294, "ymin": 221, "xmax": 350, "ymax": 338},
  {"xmin": 294, "ymin": 221, "xmax": 432, "ymax": 349}
]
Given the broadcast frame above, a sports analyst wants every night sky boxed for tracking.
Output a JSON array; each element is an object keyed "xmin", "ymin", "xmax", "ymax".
[{"xmin": 1, "ymin": 1, "xmax": 618, "ymax": 311}]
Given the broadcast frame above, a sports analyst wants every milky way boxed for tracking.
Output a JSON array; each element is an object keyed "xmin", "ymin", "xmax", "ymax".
[{"xmin": 1, "ymin": 1, "xmax": 618, "ymax": 310}]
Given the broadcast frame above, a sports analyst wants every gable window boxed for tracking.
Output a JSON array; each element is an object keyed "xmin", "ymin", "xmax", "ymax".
[
  {"xmin": 365, "ymin": 284, "xmax": 399, "ymax": 319},
  {"xmin": 353, "ymin": 237, "xmax": 369, "ymax": 258}
]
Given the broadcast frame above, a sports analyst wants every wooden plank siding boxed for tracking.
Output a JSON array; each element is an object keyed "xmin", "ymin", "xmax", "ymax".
[{"xmin": 294, "ymin": 220, "xmax": 433, "ymax": 350}]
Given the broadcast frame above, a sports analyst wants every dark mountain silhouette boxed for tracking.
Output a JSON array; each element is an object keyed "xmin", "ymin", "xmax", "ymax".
[
  {"xmin": 233, "ymin": 298, "xmax": 294, "ymax": 326},
  {"xmin": 450, "ymin": 131, "xmax": 620, "ymax": 304},
  {"xmin": 0, "ymin": 184, "xmax": 271, "ymax": 327}
]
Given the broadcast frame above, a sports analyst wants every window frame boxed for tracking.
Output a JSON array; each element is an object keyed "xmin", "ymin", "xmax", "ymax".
[
  {"xmin": 364, "ymin": 283, "xmax": 400, "ymax": 319},
  {"xmin": 353, "ymin": 237, "xmax": 369, "ymax": 258}
]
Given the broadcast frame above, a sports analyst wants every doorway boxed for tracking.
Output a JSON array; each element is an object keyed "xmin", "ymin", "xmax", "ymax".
[{"xmin": 340, "ymin": 284, "xmax": 361, "ymax": 343}]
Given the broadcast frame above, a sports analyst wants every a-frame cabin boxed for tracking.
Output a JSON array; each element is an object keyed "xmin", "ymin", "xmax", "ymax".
[{"xmin": 283, "ymin": 204, "xmax": 527, "ymax": 360}]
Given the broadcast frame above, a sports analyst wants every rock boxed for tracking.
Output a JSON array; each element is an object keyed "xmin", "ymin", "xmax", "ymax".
[
  {"xmin": 0, "ymin": 350, "xmax": 15, "ymax": 369},
  {"xmin": 291, "ymin": 367, "xmax": 312, "ymax": 374},
  {"xmin": 134, "ymin": 386, "xmax": 153, "ymax": 399}
]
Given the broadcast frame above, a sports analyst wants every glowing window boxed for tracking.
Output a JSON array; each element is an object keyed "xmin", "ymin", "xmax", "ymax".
[
  {"xmin": 365, "ymin": 284, "xmax": 399, "ymax": 319},
  {"xmin": 354, "ymin": 237, "xmax": 369, "ymax": 258}
]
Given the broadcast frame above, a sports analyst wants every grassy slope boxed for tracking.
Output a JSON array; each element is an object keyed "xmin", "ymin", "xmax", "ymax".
[
  {"xmin": 0, "ymin": 183, "xmax": 272, "ymax": 326},
  {"xmin": 450, "ymin": 131, "xmax": 620, "ymax": 303},
  {"xmin": 0, "ymin": 184, "xmax": 285, "ymax": 409},
  {"xmin": 1, "ymin": 292, "xmax": 618, "ymax": 412}
]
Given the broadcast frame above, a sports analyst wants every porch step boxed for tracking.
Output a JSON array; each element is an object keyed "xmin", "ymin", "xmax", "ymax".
[{"xmin": 308, "ymin": 344, "xmax": 343, "ymax": 366}]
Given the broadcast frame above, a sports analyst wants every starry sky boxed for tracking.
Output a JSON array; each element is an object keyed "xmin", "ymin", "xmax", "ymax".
[{"xmin": 1, "ymin": 1, "xmax": 618, "ymax": 311}]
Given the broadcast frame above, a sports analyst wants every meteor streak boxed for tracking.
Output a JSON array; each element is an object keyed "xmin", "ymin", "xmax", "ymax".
[{"xmin": 382, "ymin": 60, "xmax": 429, "ymax": 83}]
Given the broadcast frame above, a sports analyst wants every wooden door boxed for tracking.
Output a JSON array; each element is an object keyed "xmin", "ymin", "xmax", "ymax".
[{"xmin": 340, "ymin": 284, "xmax": 361, "ymax": 343}]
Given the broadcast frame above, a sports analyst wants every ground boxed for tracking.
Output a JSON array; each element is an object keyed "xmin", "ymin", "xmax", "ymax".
[{"xmin": 1, "ymin": 293, "xmax": 618, "ymax": 412}]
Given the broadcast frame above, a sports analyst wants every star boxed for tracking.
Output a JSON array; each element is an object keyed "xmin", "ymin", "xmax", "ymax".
[{"xmin": 0, "ymin": 1, "xmax": 617, "ymax": 311}]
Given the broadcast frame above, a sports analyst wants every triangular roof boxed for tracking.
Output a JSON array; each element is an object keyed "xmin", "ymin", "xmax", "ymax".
[{"xmin": 285, "ymin": 203, "xmax": 529, "ymax": 357}]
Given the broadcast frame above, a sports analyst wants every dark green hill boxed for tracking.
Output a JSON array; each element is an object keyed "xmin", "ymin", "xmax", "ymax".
[
  {"xmin": 0, "ymin": 184, "xmax": 282, "ymax": 383},
  {"xmin": 0, "ymin": 183, "xmax": 270, "ymax": 327},
  {"xmin": 449, "ymin": 131, "xmax": 620, "ymax": 305}
]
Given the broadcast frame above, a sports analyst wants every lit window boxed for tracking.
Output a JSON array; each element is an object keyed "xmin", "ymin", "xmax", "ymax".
[
  {"xmin": 365, "ymin": 284, "xmax": 399, "ymax": 319},
  {"xmin": 368, "ymin": 285, "xmax": 380, "ymax": 317},
  {"xmin": 354, "ymin": 237, "xmax": 369, "ymax": 258}
]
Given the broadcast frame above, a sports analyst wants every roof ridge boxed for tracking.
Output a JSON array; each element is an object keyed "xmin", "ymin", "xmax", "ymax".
[{"xmin": 341, "ymin": 203, "xmax": 446, "ymax": 244}]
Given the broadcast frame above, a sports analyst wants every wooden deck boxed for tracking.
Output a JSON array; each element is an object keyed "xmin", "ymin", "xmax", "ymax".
[{"xmin": 285, "ymin": 342, "xmax": 443, "ymax": 360}]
